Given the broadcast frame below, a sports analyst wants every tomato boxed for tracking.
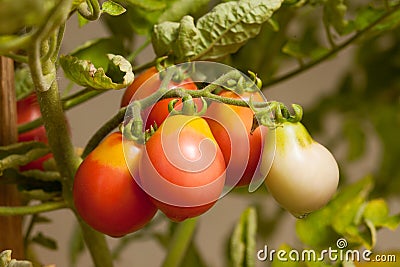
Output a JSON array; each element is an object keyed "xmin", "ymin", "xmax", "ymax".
[
  {"xmin": 138, "ymin": 115, "xmax": 226, "ymax": 222},
  {"xmin": 17, "ymin": 94, "xmax": 52, "ymax": 171},
  {"xmin": 120, "ymin": 67, "xmax": 199, "ymax": 129},
  {"xmin": 205, "ymin": 91, "xmax": 265, "ymax": 187},
  {"xmin": 73, "ymin": 132, "xmax": 157, "ymax": 237},
  {"xmin": 261, "ymin": 121, "xmax": 339, "ymax": 218}
]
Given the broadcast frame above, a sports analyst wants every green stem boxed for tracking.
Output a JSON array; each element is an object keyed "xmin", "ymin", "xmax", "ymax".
[
  {"xmin": 0, "ymin": 201, "xmax": 67, "ymax": 216},
  {"xmin": 162, "ymin": 218, "xmax": 199, "ymax": 267},
  {"xmin": 77, "ymin": 217, "xmax": 114, "ymax": 267},
  {"xmin": 263, "ymin": 2, "xmax": 400, "ymax": 88}
]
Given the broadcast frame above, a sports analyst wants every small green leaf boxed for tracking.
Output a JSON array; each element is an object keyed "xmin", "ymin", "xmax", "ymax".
[
  {"xmin": 102, "ymin": 1, "xmax": 126, "ymax": 16},
  {"xmin": 230, "ymin": 207, "xmax": 257, "ymax": 267},
  {"xmin": 60, "ymin": 54, "xmax": 134, "ymax": 90},
  {"xmin": 363, "ymin": 199, "xmax": 400, "ymax": 230},
  {"xmin": 31, "ymin": 232, "xmax": 58, "ymax": 250},
  {"xmin": 77, "ymin": 12, "xmax": 90, "ymax": 27},
  {"xmin": 0, "ymin": 250, "xmax": 32, "ymax": 267}
]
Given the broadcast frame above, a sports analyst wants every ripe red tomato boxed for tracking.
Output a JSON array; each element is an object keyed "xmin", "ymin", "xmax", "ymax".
[
  {"xmin": 205, "ymin": 90, "xmax": 265, "ymax": 187},
  {"xmin": 73, "ymin": 132, "xmax": 157, "ymax": 237},
  {"xmin": 138, "ymin": 115, "xmax": 226, "ymax": 222},
  {"xmin": 120, "ymin": 67, "xmax": 198, "ymax": 129},
  {"xmin": 17, "ymin": 94, "xmax": 52, "ymax": 171}
]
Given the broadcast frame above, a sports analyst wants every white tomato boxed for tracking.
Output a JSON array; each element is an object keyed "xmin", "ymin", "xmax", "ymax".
[{"xmin": 261, "ymin": 121, "xmax": 339, "ymax": 218}]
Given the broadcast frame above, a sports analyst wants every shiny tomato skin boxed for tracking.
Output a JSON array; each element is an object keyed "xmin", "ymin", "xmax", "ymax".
[
  {"xmin": 139, "ymin": 115, "xmax": 226, "ymax": 222},
  {"xmin": 17, "ymin": 94, "xmax": 52, "ymax": 171},
  {"xmin": 205, "ymin": 91, "xmax": 264, "ymax": 187},
  {"xmin": 73, "ymin": 132, "xmax": 157, "ymax": 237},
  {"xmin": 120, "ymin": 67, "xmax": 198, "ymax": 129}
]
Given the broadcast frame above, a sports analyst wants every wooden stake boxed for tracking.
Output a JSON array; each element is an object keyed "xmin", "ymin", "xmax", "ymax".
[{"xmin": 0, "ymin": 56, "xmax": 24, "ymax": 258}]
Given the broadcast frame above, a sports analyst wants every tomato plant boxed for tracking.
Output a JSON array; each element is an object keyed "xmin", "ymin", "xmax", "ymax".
[
  {"xmin": 1, "ymin": 0, "xmax": 400, "ymax": 266},
  {"xmin": 73, "ymin": 132, "xmax": 157, "ymax": 237},
  {"xmin": 138, "ymin": 114, "xmax": 226, "ymax": 222}
]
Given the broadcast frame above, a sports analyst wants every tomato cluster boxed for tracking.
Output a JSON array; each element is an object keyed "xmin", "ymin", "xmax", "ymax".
[{"xmin": 73, "ymin": 68, "xmax": 339, "ymax": 236}]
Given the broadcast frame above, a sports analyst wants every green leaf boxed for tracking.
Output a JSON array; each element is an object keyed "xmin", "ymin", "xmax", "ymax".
[
  {"xmin": 229, "ymin": 207, "xmax": 257, "ymax": 267},
  {"xmin": 31, "ymin": 232, "xmax": 58, "ymax": 250},
  {"xmin": 0, "ymin": 250, "xmax": 32, "ymax": 267},
  {"xmin": 102, "ymin": 1, "xmax": 126, "ymax": 16},
  {"xmin": 77, "ymin": 12, "xmax": 90, "ymax": 27},
  {"xmin": 70, "ymin": 37, "xmax": 126, "ymax": 69},
  {"xmin": 59, "ymin": 54, "xmax": 134, "ymax": 90},
  {"xmin": 152, "ymin": 0, "xmax": 284, "ymax": 61},
  {"xmin": 363, "ymin": 199, "xmax": 400, "ymax": 230},
  {"xmin": 296, "ymin": 176, "xmax": 374, "ymax": 249}
]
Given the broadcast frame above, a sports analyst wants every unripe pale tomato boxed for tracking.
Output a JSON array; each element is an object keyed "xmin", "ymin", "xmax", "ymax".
[
  {"xmin": 205, "ymin": 91, "xmax": 265, "ymax": 187},
  {"xmin": 120, "ymin": 67, "xmax": 198, "ymax": 129},
  {"xmin": 73, "ymin": 132, "xmax": 157, "ymax": 237},
  {"xmin": 139, "ymin": 115, "xmax": 226, "ymax": 222},
  {"xmin": 17, "ymin": 94, "xmax": 52, "ymax": 171},
  {"xmin": 261, "ymin": 122, "xmax": 339, "ymax": 218}
]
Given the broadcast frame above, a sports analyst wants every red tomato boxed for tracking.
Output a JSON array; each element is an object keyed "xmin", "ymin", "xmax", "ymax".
[
  {"xmin": 205, "ymin": 91, "xmax": 265, "ymax": 187},
  {"xmin": 138, "ymin": 115, "xmax": 226, "ymax": 222},
  {"xmin": 73, "ymin": 132, "xmax": 157, "ymax": 237},
  {"xmin": 120, "ymin": 67, "xmax": 199, "ymax": 129},
  {"xmin": 17, "ymin": 94, "xmax": 52, "ymax": 171}
]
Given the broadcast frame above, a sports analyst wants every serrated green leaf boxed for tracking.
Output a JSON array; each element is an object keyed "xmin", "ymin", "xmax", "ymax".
[
  {"xmin": 60, "ymin": 54, "xmax": 134, "ymax": 90},
  {"xmin": 230, "ymin": 207, "xmax": 257, "ymax": 267},
  {"xmin": 102, "ymin": 1, "xmax": 126, "ymax": 16},
  {"xmin": 0, "ymin": 250, "xmax": 32, "ymax": 267},
  {"xmin": 31, "ymin": 232, "xmax": 58, "ymax": 250},
  {"xmin": 152, "ymin": 0, "xmax": 284, "ymax": 61}
]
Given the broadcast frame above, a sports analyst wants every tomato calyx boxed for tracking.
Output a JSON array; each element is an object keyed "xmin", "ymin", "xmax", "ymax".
[
  {"xmin": 250, "ymin": 101, "xmax": 304, "ymax": 133},
  {"xmin": 168, "ymin": 95, "xmax": 207, "ymax": 116}
]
